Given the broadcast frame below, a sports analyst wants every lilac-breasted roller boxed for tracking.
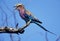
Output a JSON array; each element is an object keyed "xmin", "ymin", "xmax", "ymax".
[{"xmin": 15, "ymin": 4, "xmax": 56, "ymax": 35}]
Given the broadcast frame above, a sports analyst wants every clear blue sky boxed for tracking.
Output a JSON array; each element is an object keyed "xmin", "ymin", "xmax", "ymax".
[{"xmin": 0, "ymin": 0, "xmax": 60, "ymax": 41}]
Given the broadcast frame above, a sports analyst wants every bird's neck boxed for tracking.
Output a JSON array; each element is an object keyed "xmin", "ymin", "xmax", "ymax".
[
  {"xmin": 18, "ymin": 9, "xmax": 25, "ymax": 18},
  {"xmin": 19, "ymin": 9, "xmax": 25, "ymax": 14}
]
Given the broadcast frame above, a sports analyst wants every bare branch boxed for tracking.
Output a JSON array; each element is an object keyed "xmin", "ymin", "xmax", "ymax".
[
  {"xmin": 45, "ymin": 32, "xmax": 49, "ymax": 41},
  {"xmin": 0, "ymin": 27, "xmax": 24, "ymax": 34},
  {"xmin": 0, "ymin": 20, "xmax": 31, "ymax": 34},
  {"xmin": 56, "ymin": 35, "xmax": 60, "ymax": 41},
  {"xmin": 20, "ymin": 20, "xmax": 31, "ymax": 30}
]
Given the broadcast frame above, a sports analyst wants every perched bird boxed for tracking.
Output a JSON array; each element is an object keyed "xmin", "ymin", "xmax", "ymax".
[{"xmin": 15, "ymin": 3, "xmax": 56, "ymax": 35}]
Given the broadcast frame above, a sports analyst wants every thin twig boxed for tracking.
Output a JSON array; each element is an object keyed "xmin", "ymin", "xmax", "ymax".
[
  {"xmin": 2, "ymin": 1, "xmax": 16, "ymax": 41},
  {"xmin": 45, "ymin": 32, "xmax": 49, "ymax": 41},
  {"xmin": 56, "ymin": 35, "xmax": 60, "ymax": 41},
  {"xmin": 19, "ymin": 20, "xmax": 31, "ymax": 30}
]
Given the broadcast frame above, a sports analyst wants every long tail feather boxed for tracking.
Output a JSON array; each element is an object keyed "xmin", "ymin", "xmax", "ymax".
[
  {"xmin": 33, "ymin": 19, "xmax": 42, "ymax": 24},
  {"xmin": 35, "ymin": 22, "xmax": 57, "ymax": 36}
]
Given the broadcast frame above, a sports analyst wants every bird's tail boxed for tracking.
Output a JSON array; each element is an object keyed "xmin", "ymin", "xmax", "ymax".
[
  {"xmin": 35, "ymin": 22, "xmax": 57, "ymax": 36},
  {"xmin": 34, "ymin": 19, "xmax": 42, "ymax": 24}
]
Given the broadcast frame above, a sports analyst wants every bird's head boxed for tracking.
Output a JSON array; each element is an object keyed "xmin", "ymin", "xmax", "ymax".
[{"xmin": 15, "ymin": 3, "xmax": 25, "ymax": 10}]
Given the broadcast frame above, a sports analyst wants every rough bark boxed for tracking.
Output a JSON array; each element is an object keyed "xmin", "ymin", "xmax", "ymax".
[{"xmin": 0, "ymin": 26, "xmax": 25, "ymax": 34}]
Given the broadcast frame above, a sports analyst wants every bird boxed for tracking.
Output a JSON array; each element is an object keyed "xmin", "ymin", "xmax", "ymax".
[{"xmin": 15, "ymin": 3, "xmax": 56, "ymax": 35}]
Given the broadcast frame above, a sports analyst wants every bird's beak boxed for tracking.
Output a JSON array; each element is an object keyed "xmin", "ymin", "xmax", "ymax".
[{"xmin": 14, "ymin": 6, "xmax": 17, "ymax": 10}]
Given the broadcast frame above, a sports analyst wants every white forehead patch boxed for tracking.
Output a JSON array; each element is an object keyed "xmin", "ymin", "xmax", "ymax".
[{"xmin": 16, "ymin": 3, "xmax": 23, "ymax": 7}]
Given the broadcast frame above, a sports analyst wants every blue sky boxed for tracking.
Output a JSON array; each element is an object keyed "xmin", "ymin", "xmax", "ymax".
[{"xmin": 0, "ymin": 0, "xmax": 60, "ymax": 41}]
